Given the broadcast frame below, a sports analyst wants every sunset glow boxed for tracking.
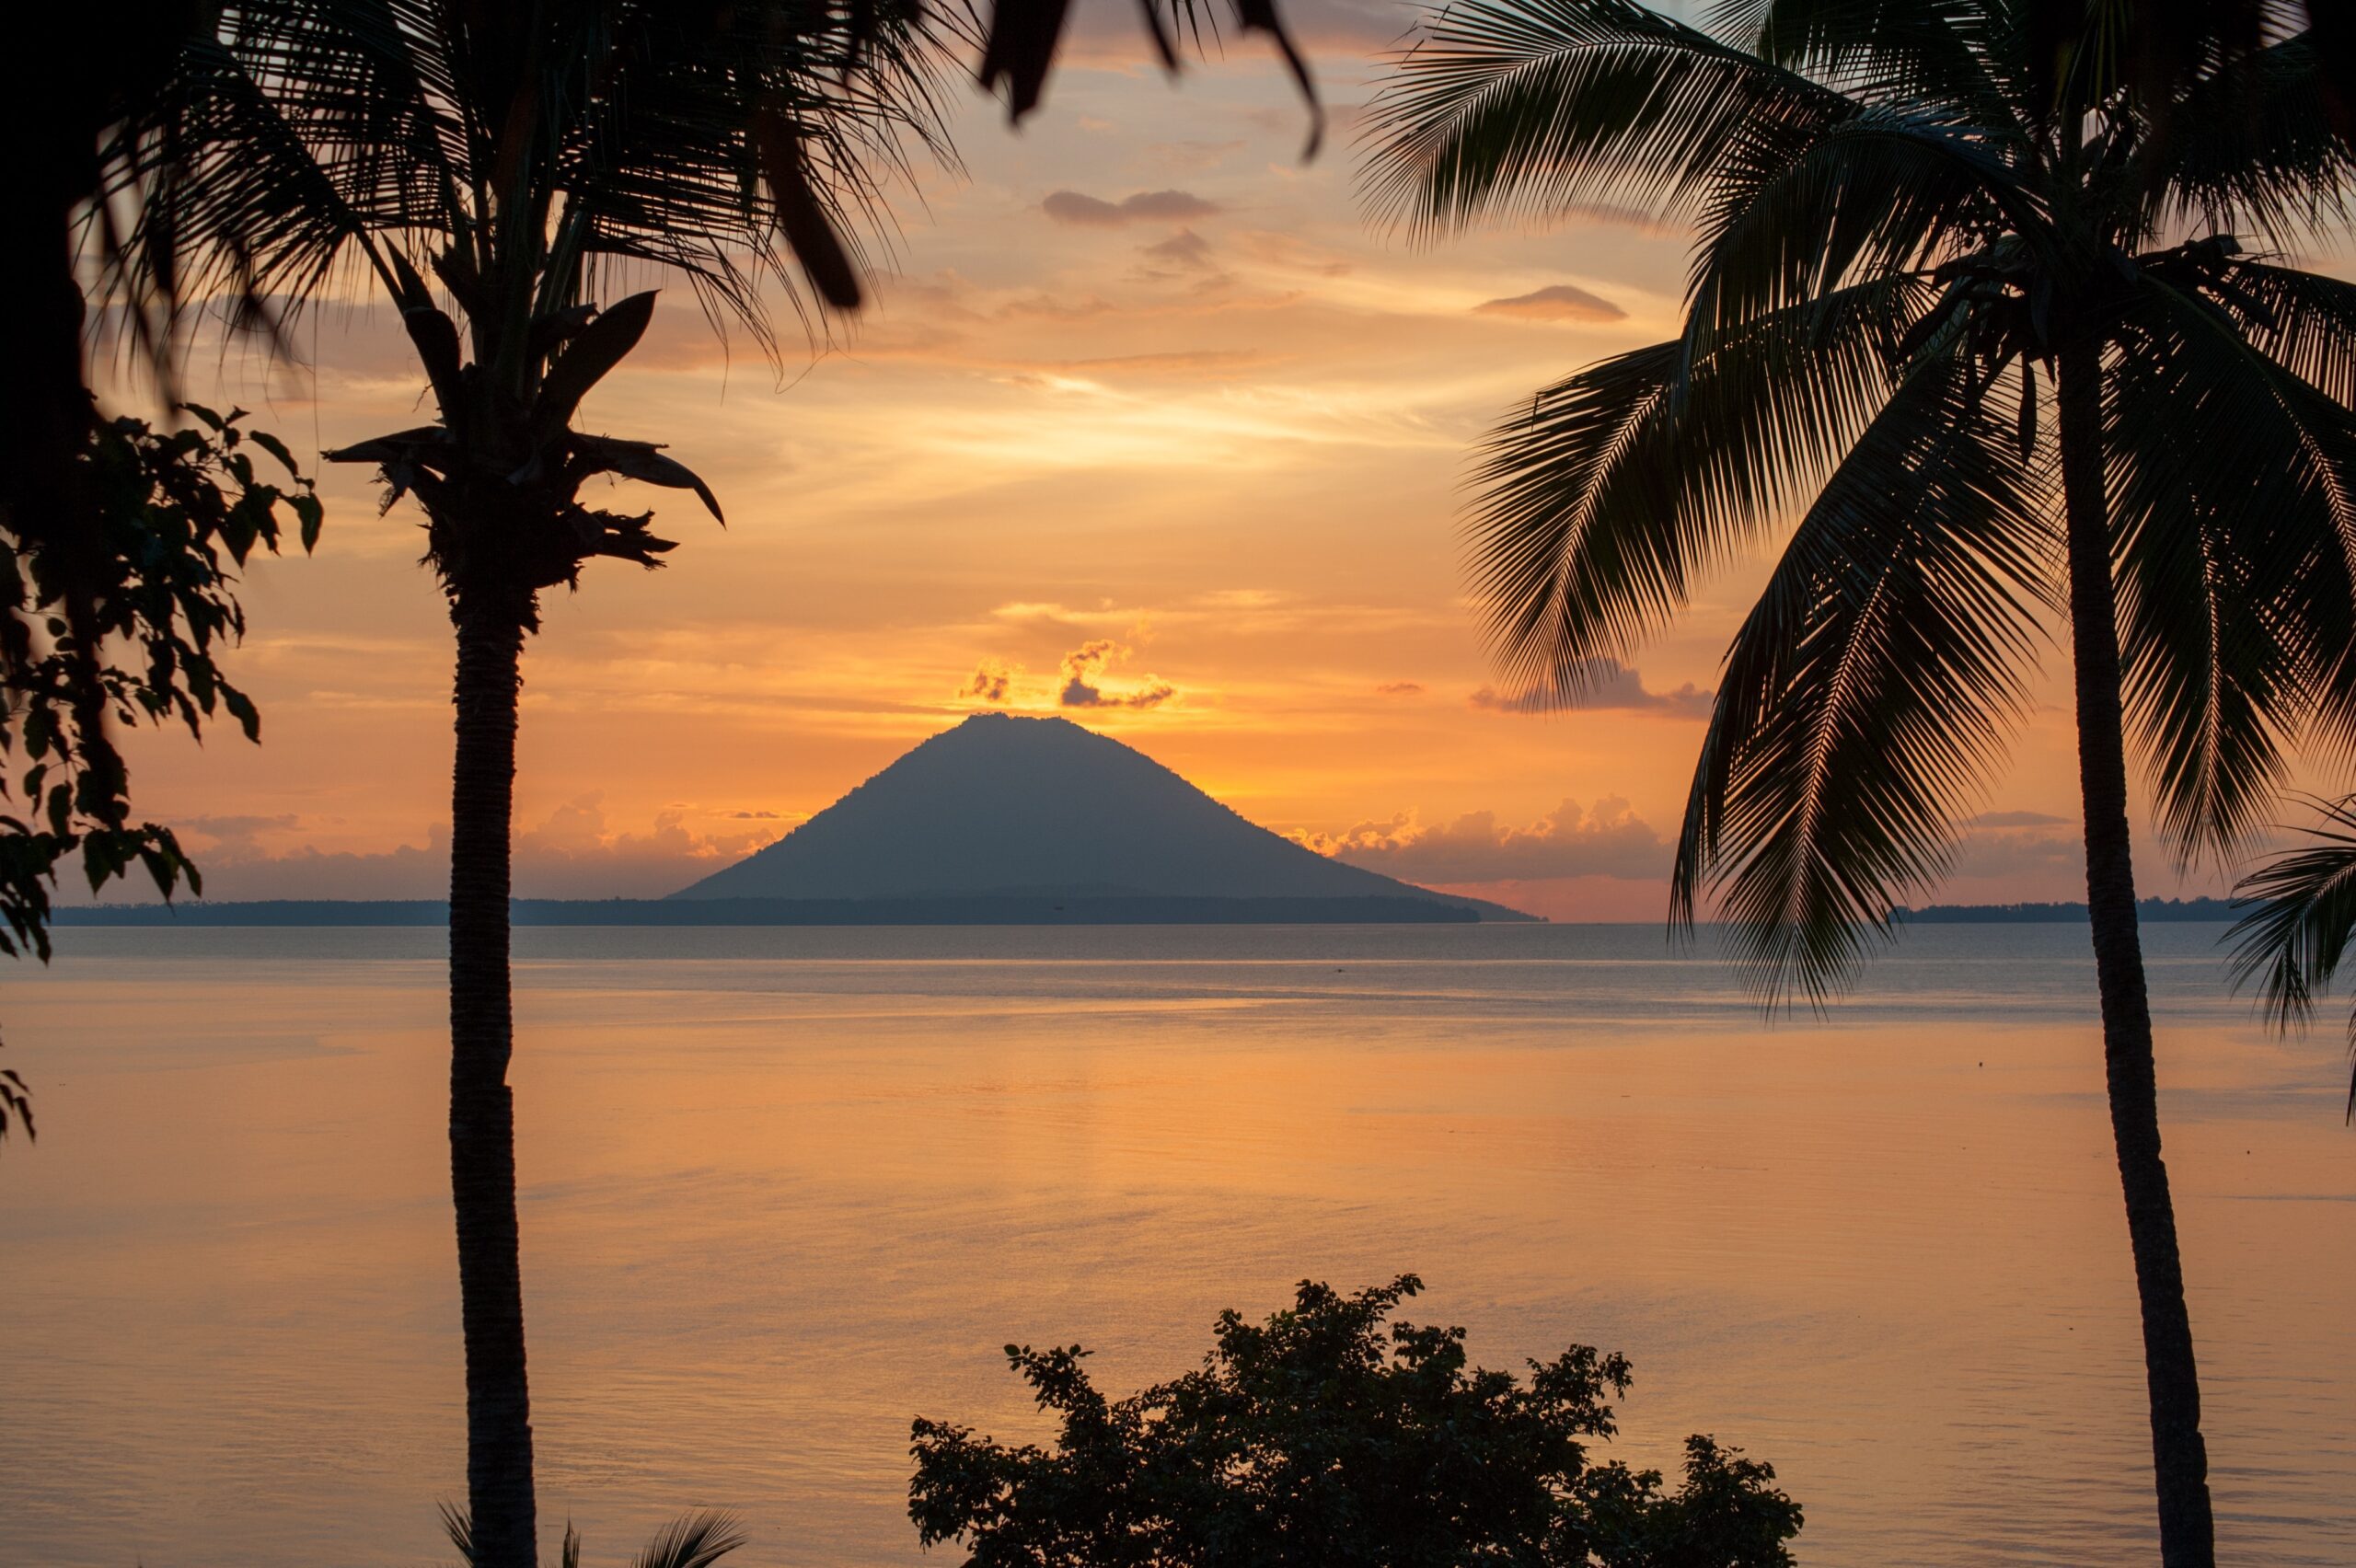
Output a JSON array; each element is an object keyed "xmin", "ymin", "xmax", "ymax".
[{"xmin": 89, "ymin": 9, "xmax": 2349, "ymax": 922}]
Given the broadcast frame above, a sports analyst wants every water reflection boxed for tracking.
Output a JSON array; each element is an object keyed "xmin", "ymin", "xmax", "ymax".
[{"xmin": 3, "ymin": 924, "xmax": 2350, "ymax": 1564}]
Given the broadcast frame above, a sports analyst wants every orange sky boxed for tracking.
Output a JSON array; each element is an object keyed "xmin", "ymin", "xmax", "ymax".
[{"xmin": 90, "ymin": 0, "xmax": 2346, "ymax": 920}]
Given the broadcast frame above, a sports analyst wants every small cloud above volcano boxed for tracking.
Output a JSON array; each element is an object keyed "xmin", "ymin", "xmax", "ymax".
[
  {"xmin": 1060, "ymin": 640, "xmax": 1176, "ymax": 710},
  {"xmin": 962, "ymin": 660, "xmax": 1015, "ymax": 704}
]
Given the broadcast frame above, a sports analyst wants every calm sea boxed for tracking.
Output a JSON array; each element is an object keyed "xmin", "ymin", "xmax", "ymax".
[{"xmin": 2, "ymin": 923, "xmax": 2350, "ymax": 1566}]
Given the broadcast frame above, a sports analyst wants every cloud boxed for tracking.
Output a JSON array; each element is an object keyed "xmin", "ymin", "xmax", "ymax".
[
  {"xmin": 1056, "ymin": 351, "xmax": 1276, "ymax": 379},
  {"xmin": 92, "ymin": 796, "xmax": 787, "ymax": 902},
  {"xmin": 1306, "ymin": 797, "xmax": 1668, "ymax": 884},
  {"xmin": 1139, "ymin": 228, "xmax": 1219, "ymax": 274},
  {"xmin": 1469, "ymin": 660, "xmax": 1711, "ymax": 718},
  {"xmin": 173, "ymin": 814, "xmax": 301, "ymax": 856},
  {"xmin": 1473, "ymin": 282, "xmax": 1629, "ymax": 324},
  {"xmin": 1971, "ymin": 809, "xmax": 2070, "ymax": 828},
  {"xmin": 1043, "ymin": 189, "xmax": 1220, "ymax": 227},
  {"xmin": 1059, "ymin": 640, "xmax": 1176, "ymax": 710},
  {"xmin": 1376, "ymin": 681, "xmax": 1424, "ymax": 697},
  {"xmin": 1939, "ymin": 819, "xmax": 2090, "ymax": 890},
  {"xmin": 962, "ymin": 659, "xmax": 1015, "ymax": 704},
  {"xmin": 1466, "ymin": 686, "xmax": 1554, "ymax": 716}
]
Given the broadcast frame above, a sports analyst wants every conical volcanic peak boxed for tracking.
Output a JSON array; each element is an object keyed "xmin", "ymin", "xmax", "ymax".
[{"xmin": 671, "ymin": 712, "xmax": 1518, "ymax": 913}]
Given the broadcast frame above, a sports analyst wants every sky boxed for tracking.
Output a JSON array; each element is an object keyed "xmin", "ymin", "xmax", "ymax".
[{"xmin": 89, "ymin": 0, "xmax": 2344, "ymax": 921}]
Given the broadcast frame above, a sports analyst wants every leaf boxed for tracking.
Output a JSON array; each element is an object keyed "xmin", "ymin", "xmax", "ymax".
[
  {"xmin": 575, "ymin": 439, "xmax": 726, "ymax": 525},
  {"xmin": 1673, "ymin": 351, "xmax": 2050, "ymax": 1005},
  {"xmin": 294, "ymin": 490, "xmax": 326, "ymax": 552},
  {"xmin": 526, "ymin": 303, "xmax": 599, "ymax": 363},
  {"xmin": 1134, "ymin": 0, "xmax": 1180, "ymax": 74},
  {"xmin": 534, "ymin": 292, "xmax": 659, "ymax": 439},
  {"xmin": 755, "ymin": 110, "xmax": 864, "ymax": 312},
  {"xmin": 632, "ymin": 1512, "xmax": 746, "ymax": 1568},
  {"xmin": 976, "ymin": 0, "xmax": 1076, "ymax": 122},
  {"xmin": 222, "ymin": 686, "xmax": 261, "ymax": 742},
  {"xmin": 2107, "ymin": 271, "xmax": 2356, "ymax": 859},
  {"xmin": 1465, "ymin": 273, "xmax": 1930, "ymax": 694},
  {"xmin": 248, "ymin": 428, "xmax": 303, "ymax": 479},
  {"xmin": 1232, "ymin": 0, "xmax": 1323, "ymax": 156},
  {"xmin": 1361, "ymin": 0, "xmax": 1847, "ymax": 240},
  {"xmin": 2228, "ymin": 793, "xmax": 2356, "ymax": 1121},
  {"xmin": 2015, "ymin": 358, "xmax": 2037, "ymax": 459},
  {"xmin": 322, "ymin": 425, "xmax": 456, "ymax": 467}
]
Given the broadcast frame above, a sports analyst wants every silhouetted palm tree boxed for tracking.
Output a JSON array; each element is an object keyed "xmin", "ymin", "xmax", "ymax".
[
  {"xmin": 2229, "ymin": 792, "xmax": 2356, "ymax": 1120},
  {"xmin": 1364, "ymin": 4, "xmax": 2354, "ymax": 1563},
  {"xmin": 107, "ymin": 7, "xmax": 956, "ymax": 1564}
]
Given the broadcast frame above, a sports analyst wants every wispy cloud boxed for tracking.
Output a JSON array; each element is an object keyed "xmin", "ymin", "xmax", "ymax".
[
  {"xmin": 105, "ymin": 797, "xmax": 787, "ymax": 901},
  {"xmin": 1971, "ymin": 809, "xmax": 2069, "ymax": 827},
  {"xmin": 1472, "ymin": 282, "xmax": 1628, "ymax": 324},
  {"xmin": 1138, "ymin": 228, "xmax": 1221, "ymax": 278},
  {"xmin": 1303, "ymin": 797, "xmax": 1667, "ymax": 883},
  {"xmin": 1469, "ymin": 659, "xmax": 1710, "ymax": 718},
  {"xmin": 1043, "ymin": 189, "xmax": 1220, "ymax": 227}
]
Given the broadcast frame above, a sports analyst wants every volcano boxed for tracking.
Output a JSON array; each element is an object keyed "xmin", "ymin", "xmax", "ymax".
[{"xmin": 669, "ymin": 712, "xmax": 1531, "ymax": 920}]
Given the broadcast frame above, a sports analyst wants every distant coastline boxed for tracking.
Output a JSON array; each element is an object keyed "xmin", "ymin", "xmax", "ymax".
[
  {"xmin": 50, "ymin": 894, "xmax": 1537, "ymax": 928},
  {"xmin": 1898, "ymin": 896, "xmax": 2238, "ymax": 923}
]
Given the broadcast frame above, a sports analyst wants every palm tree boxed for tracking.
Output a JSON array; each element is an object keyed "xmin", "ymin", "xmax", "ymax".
[
  {"xmin": 2228, "ymin": 792, "xmax": 2356, "ymax": 1120},
  {"xmin": 1362, "ymin": 4, "xmax": 2355, "ymax": 1563},
  {"xmin": 106, "ymin": 6, "xmax": 957, "ymax": 1563}
]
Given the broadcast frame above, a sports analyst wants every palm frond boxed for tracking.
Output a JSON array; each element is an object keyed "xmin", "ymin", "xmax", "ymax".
[
  {"xmin": 633, "ymin": 1511, "xmax": 747, "ymax": 1568},
  {"xmin": 550, "ymin": 0, "xmax": 963, "ymax": 334},
  {"xmin": 1687, "ymin": 96, "xmax": 2034, "ymax": 332},
  {"xmin": 2227, "ymin": 793, "xmax": 2356, "ymax": 1120},
  {"xmin": 2108, "ymin": 270, "xmax": 2356, "ymax": 824},
  {"xmin": 438, "ymin": 1504, "xmax": 742, "ymax": 1568},
  {"xmin": 1466, "ymin": 272, "xmax": 1934, "ymax": 696},
  {"xmin": 98, "ymin": 29, "xmax": 393, "ymax": 337},
  {"xmin": 1359, "ymin": 0, "xmax": 1847, "ymax": 241},
  {"xmin": 1673, "ymin": 349, "xmax": 2050, "ymax": 1004},
  {"xmin": 1715, "ymin": 0, "xmax": 2025, "ymax": 129},
  {"xmin": 2130, "ymin": 29, "xmax": 2356, "ymax": 245},
  {"xmin": 2196, "ymin": 258, "xmax": 2356, "ymax": 409},
  {"xmin": 98, "ymin": 0, "xmax": 961, "ymax": 361},
  {"xmin": 0, "ymin": 1040, "xmax": 33, "ymax": 1148}
]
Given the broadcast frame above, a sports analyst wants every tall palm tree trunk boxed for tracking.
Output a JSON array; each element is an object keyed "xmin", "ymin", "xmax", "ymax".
[
  {"xmin": 2055, "ymin": 339, "xmax": 2215, "ymax": 1568},
  {"xmin": 448, "ymin": 592, "xmax": 539, "ymax": 1568}
]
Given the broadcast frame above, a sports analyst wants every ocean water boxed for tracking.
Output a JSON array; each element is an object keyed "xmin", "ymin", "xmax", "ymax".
[{"xmin": 2, "ymin": 923, "xmax": 2350, "ymax": 1566}]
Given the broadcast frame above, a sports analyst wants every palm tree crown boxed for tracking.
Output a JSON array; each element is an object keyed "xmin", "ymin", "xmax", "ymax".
[
  {"xmin": 1365, "ymin": 0, "xmax": 2354, "ymax": 996},
  {"xmin": 110, "ymin": 0, "xmax": 958, "ymax": 617}
]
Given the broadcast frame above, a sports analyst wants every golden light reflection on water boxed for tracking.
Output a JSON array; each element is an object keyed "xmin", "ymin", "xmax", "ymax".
[{"xmin": 4, "ymin": 925, "xmax": 2350, "ymax": 1566}]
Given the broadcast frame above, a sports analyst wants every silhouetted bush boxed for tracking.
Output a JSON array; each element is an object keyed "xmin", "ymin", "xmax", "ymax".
[{"xmin": 910, "ymin": 1275, "xmax": 1801, "ymax": 1567}]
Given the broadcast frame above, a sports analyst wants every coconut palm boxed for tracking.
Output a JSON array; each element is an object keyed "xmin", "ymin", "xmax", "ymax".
[
  {"xmin": 102, "ymin": 6, "xmax": 956, "ymax": 1564},
  {"xmin": 1362, "ymin": 3, "xmax": 2355, "ymax": 1563},
  {"xmin": 2228, "ymin": 792, "xmax": 2356, "ymax": 1120}
]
